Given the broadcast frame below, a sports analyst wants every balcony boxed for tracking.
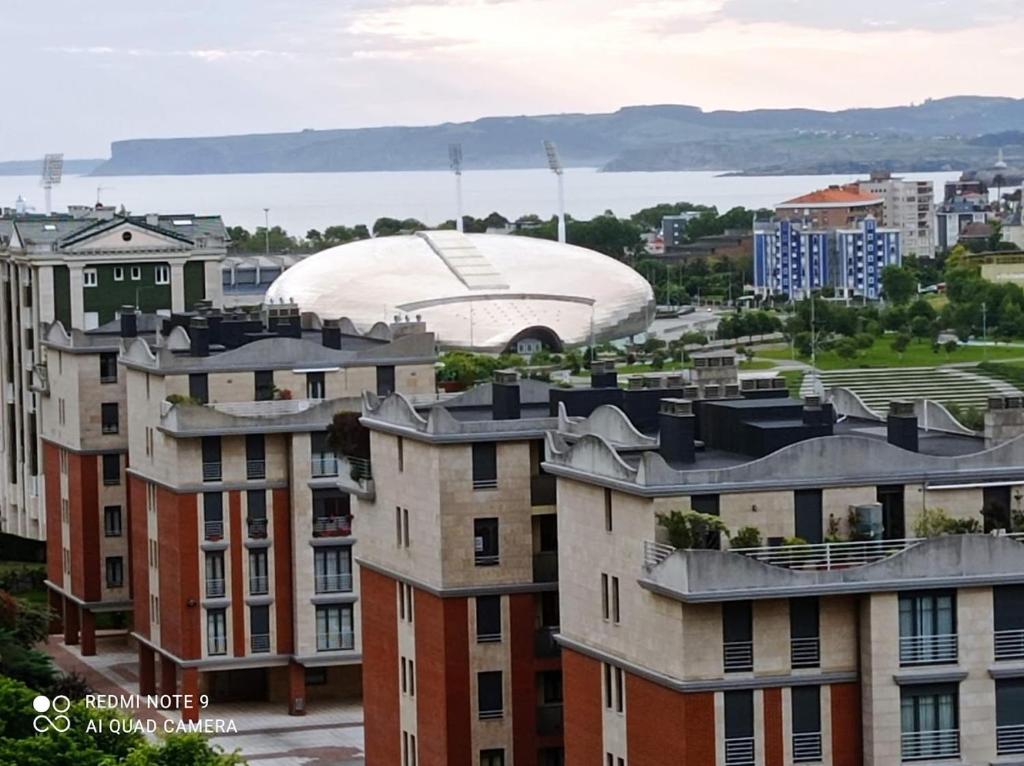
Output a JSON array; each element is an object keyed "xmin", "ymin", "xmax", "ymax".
[
  {"xmin": 535, "ymin": 626, "xmax": 560, "ymax": 658},
  {"xmin": 249, "ymin": 575, "xmax": 269, "ymax": 595},
  {"xmin": 312, "ymin": 514, "xmax": 352, "ymax": 538},
  {"xmin": 995, "ymin": 629, "xmax": 1024, "ymax": 661},
  {"xmin": 246, "ymin": 459, "xmax": 266, "ymax": 480},
  {"xmin": 314, "ymin": 572, "xmax": 353, "ymax": 593},
  {"xmin": 792, "ymin": 732, "xmax": 823, "ymax": 763},
  {"xmin": 901, "ymin": 729, "xmax": 959, "ymax": 761},
  {"xmin": 316, "ymin": 631, "xmax": 355, "ymax": 651},
  {"xmin": 997, "ymin": 724, "xmax": 1024, "ymax": 756},
  {"xmin": 532, "ymin": 551, "xmax": 559, "ymax": 583},
  {"xmin": 204, "ymin": 520, "xmax": 224, "ymax": 541},
  {"xmin": 250, "ymin": 633, "xmax": 271, "ymax": 653},
  {"xmin": 202, "ymin": 461, "xmax": 222, "ymax": 482},
  {"xmin": 723, "ymin": 641, "xmax": 754, "ymax": 672},
  {"xmin": 724, "ymin": 737, "xmax": 755, "ymax": 766},
  {"xmin": 791, "ymin": 637, "xmax": 820, "ymax": 669},
  {"xmin": 208, "ymin": 635, "xmax": 227, "ymax": 656},
  {"xmin": 475, "ymin": 551, "xmax": 500, "ymax": 567},
  {"xmin": 473, "ymin": 477, "xmax": 498, "ymax": 491},
  {"xmin": 536, "ymin": 704, "xmax": 564, "ymax": 737},
  {"xmin": 899, "ymin": 634, "xmax": 958, "ymax": 666},
  {"xmin": 530, "ymin": 474, "xmax": 556, "ymax": 506},
  {"xmin": 311, "ymin": 454, "xmax": 339, "ymax": 478},
  {"xmin": 205, "ymin": 578, "xmax": 225, "ymax": 598},
  {"xmin": 247, "ymin": 517, "xmax": 268, "ymax": 539}
]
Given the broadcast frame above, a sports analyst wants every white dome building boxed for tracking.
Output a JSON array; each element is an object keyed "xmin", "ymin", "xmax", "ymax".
[{"xmin": 265, "ymin": 230, "xmax": 655, "ymax": 353}]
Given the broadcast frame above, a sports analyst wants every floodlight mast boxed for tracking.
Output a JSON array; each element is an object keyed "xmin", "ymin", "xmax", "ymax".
[
  {"xmin": 543, "ymin": 140, "xmax": 566, "ymax": 243},
  {"xmin": 40, "ymin": 153, "xmax": 64, "ymax": 216},
  {"xmin": 449, "ymin": 143, "xmax": 464, "ymax": 233}
]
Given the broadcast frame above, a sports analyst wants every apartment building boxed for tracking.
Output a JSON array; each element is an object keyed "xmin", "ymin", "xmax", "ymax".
[
  {"xmin": 774, "ymin": 187, "xmax": 884, "ymax": 229},
  {"xmin": 835, "ymin": 217, "xmax": 902, "ymax": 300},
  {"xmin": 853, "ymin": 172, "xmax": 934, "ymax": 258},
  {"xmin": 936, "ymin": 195, "xmax": 990, "ymax": 251},
  {"xmin": 0, "ymin": 207, "xmax": 227, "ymax": 539},
  {"xmin": 541, "ymin": 381, "xmax": 1024, "ymax": 766},
  {"xmin": 356, "ymin": 373, "xmax": 565, "ymax": 766}
]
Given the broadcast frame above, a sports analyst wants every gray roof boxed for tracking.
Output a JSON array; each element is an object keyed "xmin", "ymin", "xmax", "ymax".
[{"xmin": 7, "ymin": 213, "xmax": 226, "ymax": 250}]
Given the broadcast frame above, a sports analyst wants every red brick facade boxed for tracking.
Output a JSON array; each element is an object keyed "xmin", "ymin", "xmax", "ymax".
[
  {"xmin": 128, "ymin": 475, "xmax": 150, "ymax": 634},
  {"xmin": 624, "ymin": 672, "xmax": 716, "ymax": 766},
  {"xmin": 43, "ymin": 442, "xmax": 62, "ymax": 586},
  {"xmin": 831, "ymin": 682, "xmax": 863, "ymax": 766},
  {"xmin": 272, "ymin": 488, "xmax": 294, "ymax": 654},
  {"xmin": 509, "ymin": 593, "xmax": 563, "ymax": 765},
  {"xmin": 155, "ymin": 487, "xmax": 200, "ymax": 659},
  {"xmin": 763, "ymin": 687, "xmax": 784, "ymax": 766},
  {"xmin": 562, "ymin": 649, "xmax": 604, "ymax": 766},
  {"xmin": 229, "ymin": 490, "xmax": 245, "ymax": 656},
  {"xmin": 361, "ymin": 568, "xmax": 401, "ymax": 766}
]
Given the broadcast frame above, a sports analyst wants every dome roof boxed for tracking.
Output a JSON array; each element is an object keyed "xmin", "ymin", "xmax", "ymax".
[{"xmin": 265, "ymin": 230, "xmax": 655, "ymax": 351}]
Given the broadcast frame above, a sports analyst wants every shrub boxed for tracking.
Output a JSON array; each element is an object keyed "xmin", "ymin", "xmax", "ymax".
[
  {"xmin": 165, "ymin": 394, "xmax": 202, "ymax": 406},
  {"xmin": 731, "ymin": 526, "xmax": 763, "ymax": 549},
  {"xmin": 782, "ymin": 536, "xmax": 809, "ymax": 547},
  {"xmin": 326, "ymin": 411, "xmax": 370, "ymax": 459},
  {"xmin": 913, "ymin": 507, "xmax": 981, "ymax": 537},
  {"xmin": 657, "ymin": 510, "xmax": 729, "ymax": 549}
]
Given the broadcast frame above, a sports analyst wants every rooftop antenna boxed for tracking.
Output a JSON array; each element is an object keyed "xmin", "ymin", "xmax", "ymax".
[
  {"xmin": 40, "ymin": 153, "xmax": 64, "ymax": 215},
  {"xmin": 543, "ymin": 140, "xmax": 566, "ymax": 244},
  {"xmin": 449, "ymin": 143, "xmax": 464, "ymax": 233}
]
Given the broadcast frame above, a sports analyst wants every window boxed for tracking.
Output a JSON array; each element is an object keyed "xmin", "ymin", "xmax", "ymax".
[
  {"xmin": 604, "ymin": 488, "xmax": 613, "ymax": 532},
  {"xmin": 103, "ymin": 505, "xmax": 123, "ymax": 537},
  {"xmin": 312, "ymin": 488, "xmax": 350, "ymax": 537},
  {"xmin": 101, "ymin": 403, "xmax": 119, "ymax": 434},
  {"xmin": 724, "ymin": 690, "xmax": 755, "ymax": 766},
  {"xmin": 113, "ymin": 266, "xmax": 124, "ymax": 281},
  {"xmin": 105, "ymin": 556, "xmax": 124, "ymax": 588},
  {"xmin": 602, "ymin": 663, "xmax": 624, "ymax": 713},
  {"xmin": 476, "ymin": 595, "xmax": 502, "ymax": 642},
  {"xmin": 723, "ymin": 601, "xmax": 753, "ymax": 672},
  {"xmin": 878, "ymin": 485, "xmax": 906, "ymax": 539},
  {"xmin": 474, "ymin": 517, "xmax": 499, "ymax": 565},
  {"xmin": 207, "ymin": 609, "xmax": 227, "ymax": 655},
  {"xmin": 480, "ymin": 750, "xmax": 505, "ymax": 766},
  {"xmin": 600, "ymin": 574, "xmax": 619, "ymax": 623},
  {"xmin": 250, "ymin": 605, "xmax": 270, "ymax": 653},
  {"xmin": 316, "ymin": 605, "xmax": 354, "ymax": 651},
  {"xmin": 249, "ymin": 549, "xmax": 269, "ymax": 595},
  {"xmin": 254, "ymin": 370, "xmax": 274, "ymax": 401},
  {"xmin": 154, "ymin": 265, "xmax": 170, "ymax": 284},
  {"xmin": 996, "ymin": 679, "xmax": 1024, "ymax": 756},
  {"xmin": 189, "ymin": 373, "xmax": 209, "ymax": 404},
  {"xmin": 310, "ymin": 431, "xmax": 337, "ymax": 477},
  {"xmin": 995, "ymin": 585, "xmax": 1024, "ymax": 661},
  {"xmin": 900, "ymin": 684, "xmax": 959, "ymax": 761},
  {"xmin": 793, "ymin": 489, "xmax": 823, "ymax": 544},
  {"xmin": 306, "ymin": 371, "xmax": 325, "ymax": 399},
  {"xmin": 403, "ymin": 731, "xmax": 418, "ymax": 766},
  {"xmin": 314, "ymin": 547, "xmax": 352, "ymax": 593},
  {"xmin": 205, "ymin": 551, "xmax": 225, "ymax": 598},
  {"xmin": 477, "ymin": 671, "xmax": 503, "ymax": 719},
  {"xmin": 790, "ymin": 598, "xmax": 820, "ymax": 668},
  {"xmin": 398, "ymin": 582, "xmax": 414, "ymax": 623},
  {"xmin": 601, "ymin": 573, "xmax": 609, "ymax": 619},
  {"xmin": 791, "ymin": 686, "xmax": 822, "ymax": 762},
  {"xmin": 99, "ymin": 353, "xmax": 118, "ymax": 383},
  {"xmin": 203, "ymin": 492, "xmax": 224, "ymax": 540},
  {"xmin": 102, "ymin": 454, "xmax": 120, "ymax": 485},
  {"xmin": 611, "ymin": 576, "xmax": 620, "ymax": 623},
  {"xmin": 472, "ymin": 442, "xmax": 498, "ymax": 490},
  {"xmin": 376, "ymin": 365, "xmax": 396, "ymax": 396},
  {"xmin": 201, "ymin": 436, "xmax": 222, "ymax": 482},
  {"xmin": 246, "ymin": 434, "xmax": 265, "ymax": 479},
  {"xmin": 899, "ymin": 591, "xmax": 956, "ymax": 666},
  {"xmin": 83, "ymin": 268, "xmax": 97, "ymax": 287},
  {"xmin": 397, "ymin": 436, "xmax": 404, "ymax": 472},
  {"xmin": 247, "ymin": 490, "xmax": 267, "ymax": 538},
  {"xmin": 130, "ymin": 266, "xmax": 142, "ymax": 281},
  {"xmin": 690, "ymin": 494, "xmax": 721, "ymax": 548},
  {"xmin": 400, "ymin": 656, "xmax": 416, "ymax": 696}
]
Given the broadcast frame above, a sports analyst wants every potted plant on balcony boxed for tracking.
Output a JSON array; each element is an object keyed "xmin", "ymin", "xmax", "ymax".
[
  {"xmin": 656, "ymin": 510, "xmax": 729, "ymax": 549},
  {"xmin": 327, "ymin": 412, "xmax": 370, "ymax": 460},
  {"xmin": 731, "ymin": 526, "xmax": 763, "ymax": 549}
]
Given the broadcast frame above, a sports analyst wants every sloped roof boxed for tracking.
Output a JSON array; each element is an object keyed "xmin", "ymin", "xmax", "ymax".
[{"xmin": 777, "ymin": 187, "xmax": 883, "ymax": 208}]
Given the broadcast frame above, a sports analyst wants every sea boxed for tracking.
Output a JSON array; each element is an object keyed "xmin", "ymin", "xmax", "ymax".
[{"xmin": 0, "ymin": 168, "xmax": 961, "ymax": 235}]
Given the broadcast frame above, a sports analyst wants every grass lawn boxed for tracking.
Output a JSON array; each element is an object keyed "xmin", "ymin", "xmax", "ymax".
[
  {"xmin": 759, "ymin": 338, "xmax": 1024, "ymax": 370},
  {"xmin": 0, "ymin": 559, "xmax": 48, "ymax": 604}
]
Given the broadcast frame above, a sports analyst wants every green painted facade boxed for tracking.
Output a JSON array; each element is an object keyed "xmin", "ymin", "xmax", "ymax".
[
  {"xmin": 52, "ymin": 266, "xmax": 71, "ymax": 328},
  {"xmin": 184, "ymin": 261, "xmax": 206, "ymax": 310},
  {"xmin": 83, "ymin": 262, "xmax": 172, "ymax": 324}
]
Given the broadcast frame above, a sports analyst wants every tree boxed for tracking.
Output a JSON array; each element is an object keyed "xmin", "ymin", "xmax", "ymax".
[
  {"xmin": 326, "ymin": 412, "xmax": 370, "ymax": 459},
  {"xmin": 834, "ymin": 337, "xmax": 859, "ymax": 361},
  {"xmin": 881, "ymin": 265, "xmax": 916, "ymax": 305},
  {"xmin": 890, "ymin": 332, "xmax": 911, "ymax": 358}
]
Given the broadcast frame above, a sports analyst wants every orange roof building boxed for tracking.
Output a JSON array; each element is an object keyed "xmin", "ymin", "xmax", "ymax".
[{"xmin": 775, "ymin": 185, "xmax": 885, "ymax": 228}]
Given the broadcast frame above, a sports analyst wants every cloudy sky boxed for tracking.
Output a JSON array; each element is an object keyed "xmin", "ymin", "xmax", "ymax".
[{"xmin": 2, "ymin": 0, "xmax": 1021, "ymax": 158}]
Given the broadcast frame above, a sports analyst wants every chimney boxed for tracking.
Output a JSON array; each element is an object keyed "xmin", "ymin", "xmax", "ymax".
[
  {"xmin": 322, "ymin": 319, "xmax": 342, "ymax": 350},
  {"xmin": 119, "ymin": 305, "xmax": 137, "ymax": 338},
  {"xmin": 589, "ymin": 360, "xmax": 617, "ymax": 389},
  {"xmin": 803, "ymin": 395, "xmax": 824, "ymax": 425},
  {"xmin": 643, "ymin": 376, "xmax": 662, "ymax": 389},
  {"xmin": 189, "ymin": 316, "xmax": 210, "ymax": 357},
  {"xmin": 887, "ymin": 400, "xmax": 918, "ymax": 452},
  {"xmin": 627, "ymin": 376, "xmax": 644, "ymax": 390},
  {"xmin": 659, "ymin": 398, "xmax": 696, "ymax": 465},
  {"xmin": 492, "ymin": 369, "xmax": 521, "ymax": 420}
]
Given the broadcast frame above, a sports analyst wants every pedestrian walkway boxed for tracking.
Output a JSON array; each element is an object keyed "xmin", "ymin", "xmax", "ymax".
[{"xmin": 43, "ymin": 634, "xmax": 365, "ymax": 765}]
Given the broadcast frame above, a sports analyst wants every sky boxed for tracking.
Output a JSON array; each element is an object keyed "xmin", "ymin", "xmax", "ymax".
[{"xmin": 1, "ymin": 0, "xmax": 1022, "ymax": 158}]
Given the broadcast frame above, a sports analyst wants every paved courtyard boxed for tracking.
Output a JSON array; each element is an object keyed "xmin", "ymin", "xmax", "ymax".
[{"xmin": 44, "ymin": 633, "xmax": 365, "ymax": 765}]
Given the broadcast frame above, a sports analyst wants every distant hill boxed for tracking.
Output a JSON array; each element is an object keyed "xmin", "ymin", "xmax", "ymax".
[
  {"xmin": 74, "ymin": 96, "xmax": 1024, "ymax": 175},
  {"xmin": 0, "ymin": 158, "xmax": 105, "ymax": 176}
]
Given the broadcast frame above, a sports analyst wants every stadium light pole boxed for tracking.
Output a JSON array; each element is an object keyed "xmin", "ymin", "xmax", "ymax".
[
  {"xmin": 543, "ymin": 140, "xmax": 566, "ymax": 244},
  {"xmin": 263, "ymin": 208, "xmax": 270, "ymax": 256},
  {"xmin": 449, "ymin": 143, "xmax": 464, "ymax": 233},
  {"xmin": 41, "ymin": 153, "xmax": 64, "ymax": 216}
]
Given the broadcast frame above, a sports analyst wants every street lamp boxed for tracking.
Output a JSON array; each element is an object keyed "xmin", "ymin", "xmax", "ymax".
[{"xmin": 263, "ymin": 208, "xmax": 270, "ymax": 256}]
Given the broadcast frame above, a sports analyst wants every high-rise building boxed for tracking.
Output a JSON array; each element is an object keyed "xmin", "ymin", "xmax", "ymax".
[
  {"xmin": 753, "ymin": 220, "xmax": 831, "ymax": 300},
  {"xmin": 0, "ymin": 208, "xmax": 228, "ymax": 539},
  {"xmin": 836, "ymin": 217, "xmax": 902, "ymax": 300},
  {"xmin": 774, "ymin": 187, "xmax": 884, "ymax": 229},
  {"xmin": 854, "ymin": 172, "xmax": 935, "ymax": 258}
]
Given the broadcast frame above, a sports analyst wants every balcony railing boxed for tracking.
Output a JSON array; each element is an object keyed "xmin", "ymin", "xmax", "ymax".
[
  {"xmin": 724, "ymin": 640, "xmax": 754, "ymax": 672},
  {"xmin": 791, "ymin": 637, "xmax": 821, "ymax": 668},
  {"xmin": 537, "ymin": 704, "xmax": 564, "ymax": 736},
  {"xmin": 246, "ymin": 459, "xmax": 266, "ymax": 480},
  {"xmin": 899, "ymin": 633, "xmax": 958, "ymax": 666},
  {"xmin": 247, "ymin": 517, "xmax": 268, "ymax": 539},
  {"xmin": 479, "ymin": 705, "xmax": 503, "ymax": 721},
  {"xmin": 314, "ymin": 572, "xmax": 353, "ymax": 593},
  {"xmin": 347, "ymin": 456, "xmax": 373, "ymax": 481},
  {"xmin": 535, "ymin": 626, "xmax": 560, "ymax": 658},
  {"xmin": 532, "ymin": 551, "xmax": 559, "ymax": 583},
  {"xmin": 250, "ymin": 633, "xmax": 271, "ymax": 653},
  {"xmin": 792, "ymin": 732, "xmax": 823, "ymax": 763},
  {"xmin": 204, "ymin": 520, "xmax": 224, "ymax": 541},
  {"xmin": 249, "ymin": 575, "xmax": 269, "ymax": 595},
  {"xmin": 473, "ymin": 477, "xmax": 498, "ymax": 490},
  {"xmin": 316, "ymin": 631, "xmax": 355, "ymax": 651},
  {"xmin": 724, "ymin": 737, "xmax": 755, "ymax": 766},
  {"xmin": 997, "ymin": 724, "xmax": 1024, "ymax": 756},
  {"xmin": 208, "ymin": 635, "xmax": 227, "ymax": 656},
  {"xmin": 901, "ymin": 728, "xmax": 959, "ymax": 761},
  {"xmin": 310, "ymin": 454, "xmax": 339, "ymax": 478},
  {"xmin": 475, "ymin": 552, "xmax": 500, "ymax": 566},
  {"xmin": 312, "ymin": 515, "xmax": 352, "ymax": 538},
  {"xmin": 202, "ymin": 461, "xmax": 222, "ymax": 482},
  {"xmin": 205, "ymin": 578, "xmax": 225, "ymax": 598},
  {"xmin": 995, "ymin": 629, "xmax": 1024, "ymax": 661}
]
